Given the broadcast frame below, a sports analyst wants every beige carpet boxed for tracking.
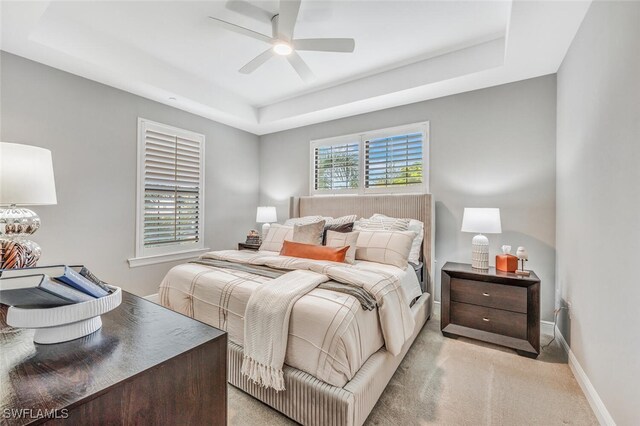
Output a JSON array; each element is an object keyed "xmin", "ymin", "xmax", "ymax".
[{"xmin": 228, "ymin": 306, "xmax": 597, "ymax": 425}]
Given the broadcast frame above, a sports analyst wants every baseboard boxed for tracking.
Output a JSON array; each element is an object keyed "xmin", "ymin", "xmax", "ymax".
[
  {"xmin": 144, "ymin": 293, "xmax": 159, "ymax": 303},
  {"xmin": 540, "ymin": 320, "xmax": 555, "ymax": 335},
  {"xmin": 555, "ymin": 326, "xmax": 616, "ymax": 426}
]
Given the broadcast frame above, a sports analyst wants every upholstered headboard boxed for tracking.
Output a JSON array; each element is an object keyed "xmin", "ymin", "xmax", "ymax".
[{"xmin": 290, "ymin": 194, "xmax": 435, "ymax": 299}]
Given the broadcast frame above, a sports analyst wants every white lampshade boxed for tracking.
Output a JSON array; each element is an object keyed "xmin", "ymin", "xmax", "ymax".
[
  {"xmin": 0, "ymin": 142, "xmax": 57, "ymax": 206},
  {"xmin": 461, "ymin": 208, "xmax": 501, "ymax": 234},
  {"xmin": 256, "ymin": 206, "xmax": 277, "ymax": 223}
]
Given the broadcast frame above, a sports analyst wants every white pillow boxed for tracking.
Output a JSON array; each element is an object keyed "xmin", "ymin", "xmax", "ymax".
[
  {"xmin": 259, "ymin": 224, "xmax": 294, "ymax": 252},
  {"xmin": 355, "ymin": 216, "xmax": 410, "ymax": 231},
  {"xmin": 371, "ymin": 214, "xmax": 424, "ymax": 265},
  {"xmin": 325, "ymin": 230, "xmax": 359, "ymax": 264},
  {"xmin": 324, "ymin": 215, "xmax": 358, "ymax": 226},
  {"xmin": 355, "ymin": 230, "xmax": 415, "ymax": 269},
  {"xmin": 283, "ymin": 215, "xmax": 324, "ymax": 226}
]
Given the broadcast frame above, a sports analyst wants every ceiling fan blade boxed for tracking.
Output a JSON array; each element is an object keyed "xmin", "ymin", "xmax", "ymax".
[
  {"xmin": 225, "ymin": 0, "xmax": 273, "ymax": 24},
  {"xmin": 293, "ymin": 38, "xmax": 355, "ymax": 53},
  {"xmin": 208, "ymin": 16, "xmax": 273, "ymax": 44},
  {"xmin": 286, "ymin": 51, "xmax": 315, "ymax": 82},
  {"xmin": 239, "ymin": 49, "xmax": 275, "ymax": 74},
  {"xmin": 277, "ymin": 0, "xmax": 301, "ymax": 41}
]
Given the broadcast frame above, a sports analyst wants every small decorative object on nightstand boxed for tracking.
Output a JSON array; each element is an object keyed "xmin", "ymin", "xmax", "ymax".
[
  {"xmin": 515, "ymin": 246, "xmax": 531, "ymax": 276},
  {"xmin": 496, "ymin": 245, "xmax": 518, "ymax": 272},
  {"xmin": 256, "ymin": 206, "xmax": 277, "ymax": 238},
  {"xmin": 441, "ymin": 262, "xmax": 541, "ymax": 358},
  {"xmin": 461, "ymin": 208, "xmax": 502, "ymax": 270},
  {"xmin": 0, "ymin": 142, "xmax": 57, "ymax": 269},
  {"xmin": 245, "ymin": 229, "xmax": 261, "ymax": 245}
]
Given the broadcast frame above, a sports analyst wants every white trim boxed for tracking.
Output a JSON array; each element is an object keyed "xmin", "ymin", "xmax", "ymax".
[
  {"xmin": 127, "ymin": 247, "xmax": 210, "ymax": 268},
  {"xmin": 540, "ymin": 320, "xmax": 555, "ymax": 336},
  {"xmin": 144, "ymin": 293, "xmax": 160, "ymax": 303},
  {"xmin": 555, "ymin": 326, "xmax": 616, "ymax": 426},
  {"xmin": 135, "ymin": 118, "xmax": 206, "ymax": 260},
  {"xmin": 309, "ymin": 121, "xmax": 429, "ymax": 195}
]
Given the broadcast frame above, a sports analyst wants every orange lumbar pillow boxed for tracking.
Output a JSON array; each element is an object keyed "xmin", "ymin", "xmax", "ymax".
[{"xmin": 280, "ymin": 240, "xmax": 349, "ymax": 263}]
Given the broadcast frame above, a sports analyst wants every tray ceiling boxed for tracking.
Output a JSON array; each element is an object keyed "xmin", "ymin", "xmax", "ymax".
[{"xmin": 1, "ymin": 1, "xmax": 591, "ymax": 134}]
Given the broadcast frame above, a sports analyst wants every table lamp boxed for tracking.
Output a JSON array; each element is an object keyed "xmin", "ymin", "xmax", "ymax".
[
  {"xmin": 461, "ymin": 208, "xmax": 501, "ymax": 270},
  {"xmin": 256, "ymin": 206, "xmax": 277, "ymax": 238},
  {"xmin": 0, "ymin": 142, "xmax": 57, "ymax": 269}
]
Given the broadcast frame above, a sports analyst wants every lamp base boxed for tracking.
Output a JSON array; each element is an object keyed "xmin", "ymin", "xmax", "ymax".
[
  {"xmin": 0, "ymin": 205, "xmax": 42, "ymax": 269},
  {"xmin": 0, "ymin": 237, "xmax": 41, "ymax": 269},
  {"xmin": 261, "ymin": 222, "xmax": 271, "ymax": 239},
  {"xmin": 471, "ymin": 234, "xmax": 489, "ymax": 270}
]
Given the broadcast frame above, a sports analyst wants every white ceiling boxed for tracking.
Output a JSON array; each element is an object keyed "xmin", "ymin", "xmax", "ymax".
[{"xmin": 1, "ymin": 0, "xmax": 591, "ymax": 135}]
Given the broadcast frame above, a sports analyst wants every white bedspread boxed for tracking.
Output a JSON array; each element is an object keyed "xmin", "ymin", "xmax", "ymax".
[{"xmin": 159, "ymin": 250, "xmax": 419, "ymax": 387}]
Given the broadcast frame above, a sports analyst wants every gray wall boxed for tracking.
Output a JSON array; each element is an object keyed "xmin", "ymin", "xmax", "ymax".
[
  {"xmin": 259, "ymin": 75, "xmax": 557, "ymax": 320},
  {"xmin": 556, "ymin": 2, "xmax": 640, "ymax": 425},
  {"xmin": 0, "ymin": 52, "xmax": 260, "ymax": 296}
]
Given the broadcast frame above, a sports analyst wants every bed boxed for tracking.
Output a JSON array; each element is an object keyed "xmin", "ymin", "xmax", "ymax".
[{"xmin": 159, "ymin": 193, "xmax": 434, "ymax": 425}]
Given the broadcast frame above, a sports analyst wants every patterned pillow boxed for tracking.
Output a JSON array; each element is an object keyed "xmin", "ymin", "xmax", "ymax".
[
  {"xmin": 324, "ymin": 215, "xmax": 358, "ymax": 226},
  {"xmin": 371, "ymin": 214, "xmax": 424, "ymax": 265},
  {"xmin": 259, "ymin": 224, "xmax": 294, "ymax": 252},
  {"xmin": 355, "ymin": 230, "xmax": 416, "ymax": 269},
  {"xmin": 325, "ymin": 230, "xmax": 359, "ymax": 264},
  {"xmin": 292, "ymin": 220, "xmax": 326, "ymax": 246},
  {"xmin": 354, "ymin": 216, "xmax": 410, "ymax": 232},
  {"xmin": 283, "ymin": 215, "xmax": 324, "ymax": 226}
]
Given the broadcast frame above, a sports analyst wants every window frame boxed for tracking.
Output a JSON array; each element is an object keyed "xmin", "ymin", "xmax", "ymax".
[
  {"xmin": 309, "ymin": 122, "xmax": 429, "ymax": 195},
  {"xmin": 129, "ymin": 118, "xmax": 208, "ymax": 267}
]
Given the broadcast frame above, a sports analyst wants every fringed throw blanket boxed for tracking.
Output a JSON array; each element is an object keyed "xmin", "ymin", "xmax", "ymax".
[
  {"xmin": 242, "ymin": 270, "xmax": 329, "ymax": 391},
  {"xmin": 199, "ymin": 250, "xmax": 415, "ymax": 391}
]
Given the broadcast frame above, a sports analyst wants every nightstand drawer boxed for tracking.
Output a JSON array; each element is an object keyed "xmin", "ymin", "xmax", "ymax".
[
  {"xmin": 451, "ymin": 302, "xmax": 527, "ymax": 339},
  {"xmin": 450, "ymin": 278, "xmax": 527, "ymax": 313}
]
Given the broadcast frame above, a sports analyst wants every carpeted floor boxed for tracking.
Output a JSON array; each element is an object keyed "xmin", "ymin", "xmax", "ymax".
[{"xmin": 228, "ymin": 305, "xmax": 597, "ymax": 425}]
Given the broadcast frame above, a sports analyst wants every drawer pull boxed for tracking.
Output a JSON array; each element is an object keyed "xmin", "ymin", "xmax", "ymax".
[
  {"xmin": 482, "ymin": 317, "xmax": 490, "ymax": 322},
  {"xmin": 482, "ymin": 292, "xmax": 490, "ymax": 297}
]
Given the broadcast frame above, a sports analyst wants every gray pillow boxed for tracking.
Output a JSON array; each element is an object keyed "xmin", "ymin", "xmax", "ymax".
[{"xmin": 292, "ymin": 220, "xmax": 326, "ymax": 245}]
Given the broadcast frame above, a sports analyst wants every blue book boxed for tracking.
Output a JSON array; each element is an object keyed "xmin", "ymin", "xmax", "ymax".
[
  {"xmin": 1, "ymin": 265, "xmax": 109, "ymax": 298},
  {"xmin": 0, "ymin": 274, "xmax": 94, "ymax": 307}
]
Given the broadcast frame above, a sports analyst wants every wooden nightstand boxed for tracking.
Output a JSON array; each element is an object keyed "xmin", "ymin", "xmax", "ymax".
[
  {"xmin": 238, "ymin": 242, "xmax": 261, "ymax": 251},
  {"xmin": 441, "ymin": 262, "xmax": 541, "ymax": 358}
]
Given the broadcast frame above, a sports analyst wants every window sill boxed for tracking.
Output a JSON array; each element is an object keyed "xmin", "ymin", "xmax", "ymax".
[{"xmin": 128, "ymin": 248, "xmax": 211, "ymax": 268}]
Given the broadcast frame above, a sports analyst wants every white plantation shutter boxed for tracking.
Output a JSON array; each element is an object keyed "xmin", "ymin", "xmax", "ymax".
[
  {"xmin": 313, "ymin": 141, "xmax": 360, "ymax": 191},
  {"xmin": 364, "ymin": 131, "xmax": 424, "ymax": 189},
  {"xmin": 136, "ymin": 119, "xmax": 205, "ymax": 258},
  {"xmin": 310, "ymin": 123, "xmax": 428, "ymax": 195}
]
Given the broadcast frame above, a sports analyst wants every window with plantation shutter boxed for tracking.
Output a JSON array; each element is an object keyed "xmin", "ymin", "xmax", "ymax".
[
  {"xmin": 132, "ymin": 119, "xmax": 205, "ymax": 264},
  {"xmin": 364, "ymin": 131, "xmax": 424, "ymax": 189},
  {"xmin": 313, "ymin": 141, "xmax": 360, "ymax": 192},
  {"xmin": 310, "ymin": 123, "xmax": 428, "ymax": 195}
]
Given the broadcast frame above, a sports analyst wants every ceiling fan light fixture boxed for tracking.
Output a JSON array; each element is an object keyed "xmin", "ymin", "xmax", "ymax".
[{"xmin": 273, "ymin": 42, "xmax": 293, "ymax": 56}]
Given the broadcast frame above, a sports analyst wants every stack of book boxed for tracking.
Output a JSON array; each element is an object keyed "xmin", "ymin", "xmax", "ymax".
[
  {"xmin": 0, "ymin": 265, "xmax": 110, "ymax": 308},
  {"xmin": 245, "ymin": 235, "xmax": 261, "ymax": 245}
]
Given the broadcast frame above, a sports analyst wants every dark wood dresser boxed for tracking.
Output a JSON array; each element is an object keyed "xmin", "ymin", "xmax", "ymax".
[
  {"xmin": 0, "ymin": 292, "xmax": 227, "ymax": 425},
  {"xmin": 441, "ymin": 262, "xmax": 540, "ymax": 358}
]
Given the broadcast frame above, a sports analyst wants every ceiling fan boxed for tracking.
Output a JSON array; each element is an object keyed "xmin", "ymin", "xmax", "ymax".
[{"xmin": 209, "ymin": 0, "xmax": 355, "ymax": 82}]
